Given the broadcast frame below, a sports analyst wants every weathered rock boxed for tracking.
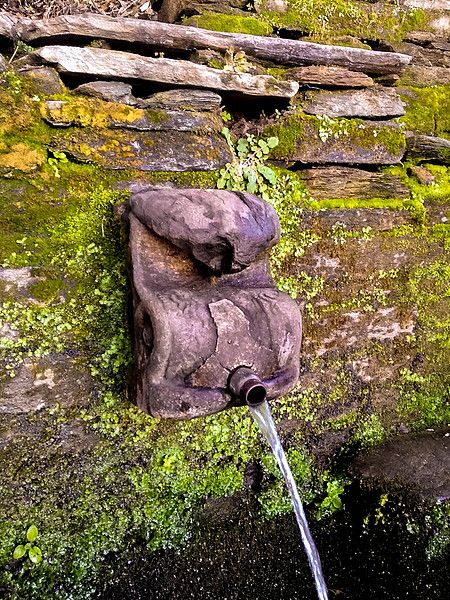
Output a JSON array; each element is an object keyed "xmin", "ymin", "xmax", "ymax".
[
  {"xmin": 0, "ymin": 355, "xmax": 94, "ymax": 414},
  {"xmin": 306, "ymin": 306, "xmax": 417, "ymax": 358},
  {"xmin": 255, "ymin": 0, "xmax": 288, "ymax": 12},
  {"xmin": 268, "ymin": 118, "xmax": 406, "ymax": 165},
  {"xmin": 407, "ymin": 135, "xmax": 450, "ymax": 162},
  {"xmin": 18, "ymin": 66, "xmax": 65, "ymax": 95},
  {"xmin": 301, "ymin": 87, "xmax": 405, "ymax": 118},
  {"xmin": 0, "ymin": 142, "xmax": 45, "ymax": 173},
  {"xmin": 73, "ymin": 81, "xmax": 138, "ymax": 105},
  {"xmin": 21, "ymin": 45, "xmax": 298, "ymax": 98},
  {"xmin": 50, "ymin": 128, "xmax": 232, "ymax": 171},
  {"xmin": 140, "ymin": 89, "xmax": 222, "ymax": 111},
  {"xmin": 0, "ymin": 53, "xmax": 7, "ymax": 73},
  {"xmin": 298, "ymin": 167, "xmax": 410, "ymax": 200},
  {"xmin": 42, "ymin": 98, "xmax": 220, "ymax": 132},
  {"xmin": 409, "ymin": 165, "xmax": 435, "ymax": 185},
  {"xmin": 126, "ymin": 187, "xmax": 301, "ymax": 418},
  {"xmin": 404, "ymin": 30, "xmax": 439, "ymax": 45},
  {"xmin": 353, "ymin": 429, "xmax": 450, "ymax": 501},
  {"xmin": 17, "ymin": 14, "xmax": 412, "ymax": 74},
  {"xmin": 0, "ymin": 12, "xmax": 16, "ymax": 43},
  {"xmin": 0, "ymin": 267, "xmax": 38, "ymax": 300},
  {"xmin": 392, "ymin": 41, "xmax": 450, "ymax": 68},
  {"xmin": 400, "ymin": 65, "xmax": 450, "ymax": 86},
  {"xmin": 283, "ymin": 65, "xmax": 374, "ymax": 88},
  {"xmin": 404, "ymin": 0, "xmax": 450, "ymax": 8}
]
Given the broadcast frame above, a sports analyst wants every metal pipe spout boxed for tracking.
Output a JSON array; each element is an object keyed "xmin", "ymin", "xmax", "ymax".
[{"xmin": 228, "ymin": 367, "xmax": 267, "ymax": 407}]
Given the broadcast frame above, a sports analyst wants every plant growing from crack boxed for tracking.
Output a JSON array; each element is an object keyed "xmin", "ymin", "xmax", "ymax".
[{"xmin": 217, "ymin": 127, "xmax": 279, "ymax": 199}]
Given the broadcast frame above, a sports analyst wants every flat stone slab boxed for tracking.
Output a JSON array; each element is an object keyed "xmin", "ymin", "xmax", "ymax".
[
  {"xmin": 268, "ymin": 117, "xmax": 406, "ymax": 165},
  {"xmin": 140, "ymin": 89, "xmax": 222, "ymax": 112},
  {"xmin": 73, "ymin": 81, "xmax": 138, "ymax": 105},
  {"xmin": 21, "ymin": 45, "xmax": 299, "ymax": 98},
  {"xmin": 301, "ymin": 88, "xmax": 405, "ymax": 119},
  {"xmin": 16, "ymin": 13, "xmax": 412, "ymax": 74},
  {"xmin": 298, "ymin": 167, "xmax": 410, "ymax": 199},
  {"xmin": 41, "ymin": 98, "xmax": 220, "ymax": 133},
  {"xmin": 353, "ymin": 429, "xmax": 450, "ymax": 501},
  {"xmin": 49, "ymin": 128, "xmax": 232, "ymax": 171},
  {"xmin": 283, "ymin": 65, "xmax": 374, "ymax": 88}
]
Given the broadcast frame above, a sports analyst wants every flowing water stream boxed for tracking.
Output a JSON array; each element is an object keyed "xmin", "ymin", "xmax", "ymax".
[{"xmin": 249, "ymin": 400, "xmax": 329, "ymax": 600}]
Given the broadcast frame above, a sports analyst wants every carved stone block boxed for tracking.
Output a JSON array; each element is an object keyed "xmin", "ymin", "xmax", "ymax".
[{"xmin": 125, "ymin": 187, "xmax": 302, "ymax": 419}]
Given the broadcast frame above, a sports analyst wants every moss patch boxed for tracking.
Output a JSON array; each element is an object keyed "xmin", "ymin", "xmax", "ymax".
[
  {"xmin": 183, "ymin": 11, "xmax": 272, "ymax": 36},
  {"xmin": 399, "ymin": 86, "xmax": 450, "ymax": 138}
]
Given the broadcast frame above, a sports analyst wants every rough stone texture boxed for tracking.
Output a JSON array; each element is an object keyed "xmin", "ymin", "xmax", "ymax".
[
  {"xmin": 0, "ymin": 12, "xmax": 16, "ymax": 42},
  {"xmin": 393, "ymin": 41, "xmax": 450, "ymax": 68},
  {"xmin": 353, "ymin": 429, "xmax": 450, "ymax": 500},
  {"xmin": 42, "ymin": 99, "xmax": 220, "ymax": 133},
  {"xmin": 298, "ymin": 167, "xmax": 410, "ymax": 200},
  {"xmin": 283, "ymin": 65, "xmax": 374, "ymax": 88},
  {"xmin": 17, "ymin": 13, "xmax": 412, "ymax": 74},
  {"xmin": 18, "ymin": 66, "xmax": 66, "ymax": 95},
  {"xmin": 50, "ymin": 128, "xmax": 232, "ymax": 171},
  {"xmin": 21, "ymin": 45, "xmax": 299, "ymax": 98},
  {"xmin": 0, "ymin": 355, "xmax": 94, "ymax": 414},
  {"xmin": 301, "ymin": 87, "xmax": 405, "ymax": 118},
  {"xmin": 407, "ymin": 134, "xmax": 450, "ymax": 162},
  {"xmin": 73, "ymin": 81, "xmax": 138, "ymax": 105},
  {"xmin": 271, "ymin": 120, "xmax": 406, "ymax": 165},
  {"xmin": 140, "ymin": 89, "xmax": 222, "ymax": 111},
  {"xmin": 400, "ymin": 64, "xmax": 450, "ymax": 85},
  {"xmin": 0, "ymin": 54, "xmax": 6, "ymax": 74},
  {"xmin": 404, "ymin": 0, "xmax": 450, "ymax": 8},
  {"xmin": 126, "ymin": 187, "xmax": 302, "ymax": 418}
]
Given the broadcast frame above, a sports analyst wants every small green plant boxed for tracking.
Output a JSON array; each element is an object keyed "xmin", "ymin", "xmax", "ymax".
[
  {"xmin": 221, "ymin": 110, "xmax": 232, "ymax": 123},
  {"xmin": 48, "ymin": 150, "xmax": 68, "ymax": 178},
  {"xmin": 13, "ymin": 525, "xmax": 42, "ymax": 564},
  {"xmin": 316, "ymin": 476, "xmax": 346, "ymax": 520},
  {"xmin": 223, "ymin": 48, "xmax": 250, "ymax": 73},
  {"xmin": 217, "ymin": 128, "xmax": 279, "ymax": 198}
]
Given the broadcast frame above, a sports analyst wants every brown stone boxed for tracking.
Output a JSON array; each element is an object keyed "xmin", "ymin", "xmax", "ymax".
[
  {"xmin": 19, "ymin": 66, "xmax": 66, "ymax": 95},
  {"xmin": 0, "ymin": 12, "xmax": 16, "ymax": 42},
  {"xmin": 270, "ymin": 119, "xmax": 406, "ymax": 165},
  {"xmin": 400, "ymin": 65, "xmax": 450, "ymax": 86},
  {"xmin": 298, "ymin": 167, "xmax": 410, "ymax": 200},
  {"xmin": 407, "ymin": 135, "xmax": 450, "ymax": 162},
  {"xmin": 409, "ymin": 165, "xmax": 435, "ymax": 186},
  {"xmin": 21, "ymin": 45, "xmax": 298, "ymax": 98},
  {"xmin": 73, "ymin": 81, "xmax": 138, "ymax": 105},
  {"xmin": 17, "ymin": 13, "xmax": 412, "ymax": 74},
  {"xmin": 301, "ymin": 87, "xmax": 405, "ymax": 119},
  {"xmin": 284, "ymin": 65, "xmax": 374, "ymax": 88},
  {"xmin": 0, "ymin": 54, "xmax": 6, "ymax": 73},
  {"xmin": 140, "ymin": 89, "xmax": 222, "ymax": 111},
  {"xmin": 126, "ymin": 187, "xmax": 302, "ymax": 418}
]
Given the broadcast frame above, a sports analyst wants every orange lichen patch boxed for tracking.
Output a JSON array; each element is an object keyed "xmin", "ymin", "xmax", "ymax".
[{"xmin": 0, "ymin": 143, "xmax": 45, "ymax": 172}]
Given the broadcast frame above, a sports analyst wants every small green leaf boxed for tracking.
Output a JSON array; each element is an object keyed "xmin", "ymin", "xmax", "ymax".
[
  {"xmin": 13, "ymin": 545, "xmax": 26, "ymax": 560},
  {"xmin": 27, "ymin": 525, "xmax": 38, "ymax": 543},
  {"xmin": 257, "ymin": 164, "xmax": 277, "ymax": 185},
  {"xmin": 28, "ymin": 546, "xmax": 43, "ymax": 564},
  {"xmin": 267, "ymin": 136, "xmax": 279, "ymax": 148},
  {"xmin": 217, "ymin": 178, "xmax": 227, "ymax": 189}
]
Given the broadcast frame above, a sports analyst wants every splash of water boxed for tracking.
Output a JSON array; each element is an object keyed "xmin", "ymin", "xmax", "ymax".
[{"xmin": 249, "ymin": 400, "xmax": 329, "ymax": 600}]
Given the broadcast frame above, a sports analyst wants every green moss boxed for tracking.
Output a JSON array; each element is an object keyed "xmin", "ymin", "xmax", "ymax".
[
  {"xmin": 399, "ymin": 86, "xmax": 450, "ymax": 138},
  {"xmin": 183, "ymin": 11, "xmax": 272, "ymax": 36},
  {"xmin": 264, "ymin": 111, "xmax": 406, "ymax": 161},
  {"xmin": 259, "ymin": 0, "xmax": 428, "ymax": 42}
]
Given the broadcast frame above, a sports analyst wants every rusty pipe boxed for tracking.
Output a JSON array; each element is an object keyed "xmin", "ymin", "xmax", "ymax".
[{"xmin": 228, "ymin": 367, "xmax": 267, "ymax": 407}]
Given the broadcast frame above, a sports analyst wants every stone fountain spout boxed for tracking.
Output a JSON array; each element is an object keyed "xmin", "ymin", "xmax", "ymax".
[{"xmin": 125, "ymin": 186, "xmax": 302, "ymax": 419}]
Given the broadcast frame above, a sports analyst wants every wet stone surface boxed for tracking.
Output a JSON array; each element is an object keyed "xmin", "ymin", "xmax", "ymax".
[{"xmin": 353, "ymin": 429, "xmax": 450, "ymax": 500}]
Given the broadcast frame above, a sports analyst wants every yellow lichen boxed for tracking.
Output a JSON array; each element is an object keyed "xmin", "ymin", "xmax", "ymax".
[{"xmin": 0, "ymin": 143, "xmax": 45, "ymax": 172}]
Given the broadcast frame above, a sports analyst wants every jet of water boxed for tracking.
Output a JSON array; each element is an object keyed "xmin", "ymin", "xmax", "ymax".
[{"xmin": 249, "ymin": 400, "xmax": 329, "ymax": 600}]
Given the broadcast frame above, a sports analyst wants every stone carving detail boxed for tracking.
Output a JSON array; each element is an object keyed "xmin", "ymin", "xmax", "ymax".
[{"xmin": 125, "ymin": 187, "xmax": 302, "ymax": 419}]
